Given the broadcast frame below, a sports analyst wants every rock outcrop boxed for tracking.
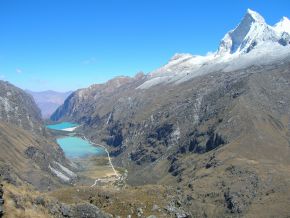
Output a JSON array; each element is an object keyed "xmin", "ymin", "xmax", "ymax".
[{"xmin": 0, "ymin": 183, "xmax": 3, "ymax": 217}]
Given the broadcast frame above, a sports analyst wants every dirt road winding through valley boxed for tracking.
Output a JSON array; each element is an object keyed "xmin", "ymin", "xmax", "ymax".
[{"xmin": 82, "ymin": 136, "xmax": 120, "ymax": 187}]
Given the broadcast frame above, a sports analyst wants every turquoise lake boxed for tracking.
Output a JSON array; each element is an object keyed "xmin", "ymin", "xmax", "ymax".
[
  {"xmin": 57, "ymin": 136, "xmax": 106, "ymax": 158},
  {"xmin": 46, "ymin": 122, "xmax": 78, "ymax": 131},
  {"xmin": 47, "ymin": 122, "xmax": 106, "ymax": 159}
]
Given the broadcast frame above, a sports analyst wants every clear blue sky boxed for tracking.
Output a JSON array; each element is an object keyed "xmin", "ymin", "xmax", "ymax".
[{"xmin": 0, "ymin": 0, "xmax": 289, "ymax": 92}]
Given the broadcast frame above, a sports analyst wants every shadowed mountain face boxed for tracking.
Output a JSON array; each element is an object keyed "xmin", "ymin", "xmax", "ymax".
[
  {"xmin": 51, "ymin": 10, "xmax": 290, "ymax": 216},
  {"xmin": 26, "ymin": 90, "xmax": 72, "ymax": 118}
]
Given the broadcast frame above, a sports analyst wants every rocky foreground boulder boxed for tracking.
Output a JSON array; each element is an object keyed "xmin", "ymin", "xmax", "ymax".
[{"xmin": 0, "ymin": 182, "xmax": 3, "ymax": 217}]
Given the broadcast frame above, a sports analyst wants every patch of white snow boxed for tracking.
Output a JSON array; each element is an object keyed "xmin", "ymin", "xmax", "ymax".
[
  {"xmin": 54, "ymin": 162, "xmax": 77, "ymax": 178},
  {"xmin": 274, "ymin": 17, "xmax": 290, "ymax": 35},
  {"xmin": 49, "ymin": 164, "xmax": 70, "ymax": 182}
]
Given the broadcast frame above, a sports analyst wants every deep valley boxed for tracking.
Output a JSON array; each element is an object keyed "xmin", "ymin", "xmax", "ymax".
[{"xmin": 1, "ymin": 8, "xmax": 290, "ymax": 218}]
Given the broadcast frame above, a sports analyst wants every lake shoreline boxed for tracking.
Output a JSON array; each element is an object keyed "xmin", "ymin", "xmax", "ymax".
[{"xmin": 46, "ymin": 121, "xmax": 121, "ymax": 186}]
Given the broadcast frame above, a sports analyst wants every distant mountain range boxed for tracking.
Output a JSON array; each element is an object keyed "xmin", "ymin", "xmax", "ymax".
[{"xmin": 26, "ymin": 90, "xmax": 72, "ymax": 118}]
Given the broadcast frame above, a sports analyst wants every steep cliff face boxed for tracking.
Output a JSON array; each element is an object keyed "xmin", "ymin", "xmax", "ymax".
[
  {"xmin": 217, "ymin": 9, "xmax": 279, "ymax": 55},
  {"xmin": 0, "ymin": 81, "xmax": 75, "ymax": 190},
  {"xmin": 0, "ymin": 81, "xmax": 43, "ymax": 135}
]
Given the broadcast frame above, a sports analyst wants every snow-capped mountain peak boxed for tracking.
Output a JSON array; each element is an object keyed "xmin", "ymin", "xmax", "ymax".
[
  {"xmin": 137, "ymin": 9, "xmax": 290, "ymax": 90},
  {"xmin": 217, "ymin": 9, "xmax": 278, "ymax": 55},
  {"xmin": 246, "ymin": 8, "xmax": 266, "ymax": 24},
  {"xmin": 274, "ymin": 16, "xmax": 290, "ymax": 34}
]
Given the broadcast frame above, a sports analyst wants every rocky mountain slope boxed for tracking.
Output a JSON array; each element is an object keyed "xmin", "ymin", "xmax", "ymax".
[
  {"xmin": 50, "ymin": 9, "xmax": 290, "ymax": 217},
  {"xmin": 0, "ymin": 81, "xmax": 44, "ymax": 134},
  {"xmin": 0, "ymin": 81, "xmax": 112, "ymax": 217},
  {"xmin": 26, "ymin": 90, "xmax": 72, "ymax": 118},
  {"xmin": 0, "ymin": 81, "xmax": 76, "ymax": 190}
]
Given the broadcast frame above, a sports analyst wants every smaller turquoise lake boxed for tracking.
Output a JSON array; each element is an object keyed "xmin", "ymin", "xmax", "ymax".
[
  {"xmin": 47, "ymin": 122, "xmax": 78, "ymax": 131},
  {"xmin": 57, "ymin": 137, "xmax": 106, "ymax": 158}
]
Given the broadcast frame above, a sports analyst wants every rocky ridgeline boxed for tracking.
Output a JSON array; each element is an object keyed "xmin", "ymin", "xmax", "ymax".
[
  {"xmin": 3, "ymin": 190, "xmax": 110, "ymax": 218},
  {"xmin": 44, "ymin": 200, "xmax": 110, "ymax": 218},
  {"xmin": 0, "ymin": 81, "xmax": 44, "ymax": 135}
]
